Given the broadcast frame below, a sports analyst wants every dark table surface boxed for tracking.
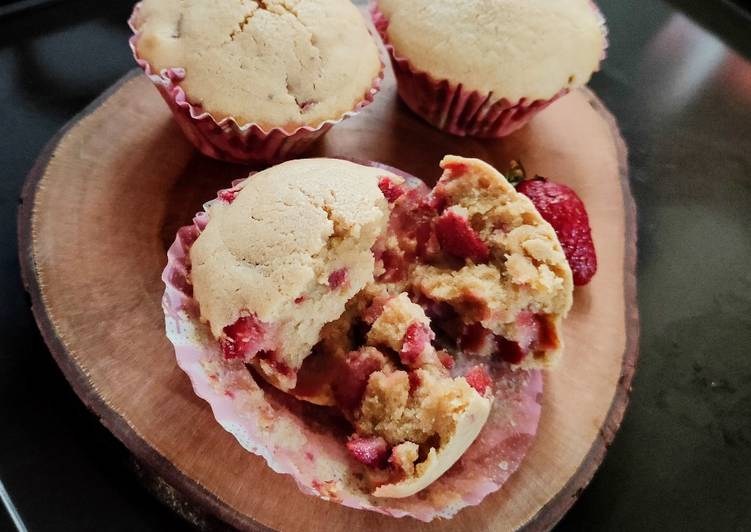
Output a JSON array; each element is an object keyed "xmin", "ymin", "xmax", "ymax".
[{"xmin": 1, "ymin": 0, "xmax": 750, "ymax": 530}]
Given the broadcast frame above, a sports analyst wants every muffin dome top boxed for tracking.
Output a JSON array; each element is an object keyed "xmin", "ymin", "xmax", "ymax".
[
  {"xmin": 377, "ymin": 0, "xmax": 606, "ymax": 102},
  {"xmin": 190, "ymin": 158, "xmax": 392, "ymax": 387},
  {"xmin": 133, "ymin": 0, "xmax": 381, "ymax": 130}
]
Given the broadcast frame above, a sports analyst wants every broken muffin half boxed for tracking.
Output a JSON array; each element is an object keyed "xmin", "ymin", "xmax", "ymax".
[{"xmin": 188, "ymin": 156, "xmax": 572, "ymax": 497}]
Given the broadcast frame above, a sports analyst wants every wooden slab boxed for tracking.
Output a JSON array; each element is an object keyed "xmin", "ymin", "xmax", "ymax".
[{"xmin": 18, "ymin": 61, "xmax": 637, "ymax": 531}]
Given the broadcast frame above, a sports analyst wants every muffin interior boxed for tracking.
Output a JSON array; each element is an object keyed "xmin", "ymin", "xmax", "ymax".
[{"xmin": 189, "ymin": 156, "xmax": 572, "ymax": 496}]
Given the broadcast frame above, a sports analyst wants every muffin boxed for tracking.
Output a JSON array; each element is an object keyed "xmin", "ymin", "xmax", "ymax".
[
  {"xmin": 129, "ymin": 0, "xmax": 383, "ymax": 164},
  {"xmin": 190, "ymin": 158, "xmax": 392, "ymax": 391},
  {"xmin": 371, "ymin": 0, "xmax": 607, "ymax": 137},
  {"xmin": 162, "ymin": 156, "xmax": 573, "ymax": 518}
]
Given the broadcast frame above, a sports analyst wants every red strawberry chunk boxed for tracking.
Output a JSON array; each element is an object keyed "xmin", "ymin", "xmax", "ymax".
[
  {"xmin": 517, "ymin": 178, "xmax": 597, "ymax": 285},
  {"xmin": 465, "ymin": 366, "xmax": 493, "ymax": 395},
  {"xmin": 346, "ymin": 435, "xmax": 389, "ymax": 468},
  {"xmin": 514, "ymin": 311, "xmax": 541, "ymax": 352},
  {"xmin": 408, "ymin": 371, "xmax": 422, "ymax": 395},
  {"xmin": 333, "ymin": 348, "xmax": 387, "ymax": 410},
  {"xmin": 429, "ymin": 191, "xmax": 448, "ymax": 214},
  {"xmin": 434, "ymin": 210, "xmax": 490, "ymax": 263},
  {"xmin": 328, "ymin": 268, "xmax": 349, "ymax": 289},
  {"xmin": 218, "ymin": 188, "xmax": 239, "ymax": 204},
  {"xmin": 497, "ymin": 337, "xmax": 527, "ymax": 365},
  {"xmin": 537, "ymin": 315, "xmax": 558, "ymax": 350},
  {"xmin": 378, "ymin": 177, "xmax": 406, "ymax": 203},
  {"xmin": 375, "ymin": 248, "xmax": 408, "ymax": 283},
  {"xmin": 362, "ymin": 295, "xmax": 392, "ymax": 325},
  {"xmin": 459, "ymin": 323, "xmax": 496, "ymax": 357},
  {"xmin": 400, "ymin": 322, "xmax": 434, "ymax": 366},
  {"xmin": 514, "ymin": 312, "xmax": 558, "ymax": 353},
  {"xmin": 220, "ymin": 315, "xmax": 267, "ymax": 360},
  {"xmin": 442, "ymin": 160, "xmax": 468, "ymax": 176},
  {"xmin": 390, "ymin": 188, "xmax": 439, "ymax": 262},
  {"xmin": 437, "ymin": 351, "xmax": 455, "ymax": 370}
]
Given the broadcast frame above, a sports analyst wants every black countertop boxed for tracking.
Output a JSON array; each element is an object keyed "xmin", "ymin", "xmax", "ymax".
[{"xmin": 1, "ymin": 1, "xmax": 750, "ymax": 530}]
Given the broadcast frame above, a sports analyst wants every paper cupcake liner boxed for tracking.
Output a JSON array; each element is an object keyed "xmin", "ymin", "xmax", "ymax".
[
  {"xmin": 128, "ymin": 3, "xmax": 384, "ymax": 165},
  {"xmin": 370, "ymin": 2, "xmax": 607, "ymax": 138},
  {"xmin": 161, "ymin": 163, "xmax": 542, "ymax": 521}
]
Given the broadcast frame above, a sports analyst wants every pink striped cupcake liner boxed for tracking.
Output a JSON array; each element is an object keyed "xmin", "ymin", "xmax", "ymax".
[
  {"xmin": 161, "ymin": 162, "xmax": 543, "ymax": 521},
  {"xmin": 370, "ymin": 1, "xmax": 608, "ymax": 139},
  {"xmin": 129, "ymin": 3, "xmax": 384, "ymax": 165}
]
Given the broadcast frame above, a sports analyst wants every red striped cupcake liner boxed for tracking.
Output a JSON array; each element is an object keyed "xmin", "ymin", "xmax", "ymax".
[
  {"xmin": 129, "ymin": 2, "xmax": 384, "ymax": 165},
  {"xmin": 161, "ymin": 162, "xmax": 543, "ymax": 521}
]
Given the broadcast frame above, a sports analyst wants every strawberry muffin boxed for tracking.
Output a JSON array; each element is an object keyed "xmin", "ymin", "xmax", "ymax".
[
  {"xmin": 164, "ymin": 156, "xmax": 578, "ymax": 517},
  {"xmin": 130, "ymin": 0, "xmax": 383, "ymax": 163},
  {"xmin": 190, "ymin": 159, "xmax": 391, "ymax": 391},
  {"xmin": 371, "ymin": 0, "xmax": 607, "ymax": 137}
]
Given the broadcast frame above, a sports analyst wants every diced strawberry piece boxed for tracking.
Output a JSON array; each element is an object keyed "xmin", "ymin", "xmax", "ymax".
[
  {"xmin": 400, "ymin": 322, "xmax": 434, "ymax": 366},
  {"xmin": 465, "ymin": 366, "xmax": 493, "ymax": 395},
  {"xmin": 421, "ymin": 298, "xmax": 458, "ymax": 322},
  {"xmin": 294, "ymin": 295, "xmax": 305, "ymax": 304},
  {"xmin": 363, "ymin": 295, "xmax": 392, "ymax": 325},
  {"xmin": 375, "ymin": 248, "xmax": 408, "ymax": 283},
  {"xmin": 537, "ymin": 315, "xmax": 558, "ymax": 350},
  {"xmin": 346, "ymin": 435, "xmax": 389, "ymax": 468},
  {"xmin": 220, "ymin": 315, "xmax": 267, "ymax": 360},
  {"xmin": 328, "ymin": 268, "xmax": 349, "ymax": 289},
  {"xmin": 434, "ymin": 210, "xmax": 490, "ymax": 263},
  {"xmin": 437, "ymin": 351, "xmax": 455, "ymax": 370},
  {"xmin": 459, "ymin": 323, "xmax": 496, "ymax": 356},
  {"xmin": 497, "ymin": 337, "xmax": 527, "ymax": 365},
  {"xmin": 390, "ymin": 188, "xmax": 439, "ymax": 262},
  {"xmin": 455, "ymin": 290, "xmax": 492, "ymax": 323},
  {"xmin": 514, "ymin": 312, "xmax": 557, "ymax": 352},
  {"xmin": 515, "ymin": 311, "xmax": 541, "ymax": 352},
  {"xmin": 218, "ymin": 188, "xmax": 239, "ymax": 204},
  {"xmin": 408, "ymin": 371, "xmax": 422, "ymax": 395},
  {"xmin": 333, "ymin": 348, "xmax": 387, "ymax": 410},
  {"xmin": 517, "ymin": 177, "xmax": 597, "ymax": 285},
  {"xmin": 442, "ymin": 160, "xmax": 468, "ymax": 176},
  {"xmin": 378, "ymin": 177, "xmax": 406, "ymax": 203},
  {"xmin": 429, "ymin": 191, "xmax": 448, "ymax": 214}
]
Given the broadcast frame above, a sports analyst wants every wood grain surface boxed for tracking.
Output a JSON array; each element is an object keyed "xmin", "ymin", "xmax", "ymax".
[{"xmin": 18, "ymin": 56, "xmax": 638, "ymax": 531}]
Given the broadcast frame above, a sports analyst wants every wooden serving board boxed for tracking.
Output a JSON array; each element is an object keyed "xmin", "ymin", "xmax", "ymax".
[{"xmin": 18, "ymin": 60, "xmax": 638, "ymax": 530}]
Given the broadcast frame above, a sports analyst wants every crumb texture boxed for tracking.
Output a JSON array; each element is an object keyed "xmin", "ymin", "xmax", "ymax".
[
  {"xmin": 134, "ymin": 0, "xmax": 381, "ymax": 129},
  {"xmin": 357, "ymin": 368, "xmax": 481, "ymax": 447}
]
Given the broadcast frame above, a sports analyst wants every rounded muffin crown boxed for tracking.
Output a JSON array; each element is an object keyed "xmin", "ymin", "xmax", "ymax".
[
  {"xmin": 189, "ymin": 158, "xmax": 393, "ymax": 382},
  {"xmin": 376, "ymin": 0, "xmax": 606, "ymax": 103},
  {"xmin": 133, "ymin": 0, "xmax": 382, "ymax": 131}
]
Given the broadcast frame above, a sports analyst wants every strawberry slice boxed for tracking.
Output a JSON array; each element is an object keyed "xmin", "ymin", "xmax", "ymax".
[
  {"xmin": 400, "ymin": 322, "xmax": 434, "ymax": 366},
  {"xmin": 220, "ymin": 315, "xmax": 268, "ymax": 360},
  {"xmin": 328, "ymin": 268, "xmax": 349, "ymax": 289},
  {"xmin": 434, "ymin": 210, "xmax": 490, "ymax": 263},
  {"xmin": 465, "ymin": 366, "xmax": 493, "ymax": 395},
  {"xmin": 459, "ymin": 323, "xmax": 496, "ymax": 357},
  {"xmin": 346, "ymin": 435, "xmax": 389, "ymax": 468},
  {"xmin": 333, "ymin": 348, "xmax": 387, "ymax": 411},
  {"xmin": 517, "ymin": 177, "xmax": 597, "ymax": 285},
  {"xmin": 497, "ymin": 337, "xmax": 527, "ymax": 365},
  {"xmin": 378, "ymin": 177, "xmax": 406, "ymax": 203}
]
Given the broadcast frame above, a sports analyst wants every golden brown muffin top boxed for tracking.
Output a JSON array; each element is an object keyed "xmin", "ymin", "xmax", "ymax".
[
  {"xmin": 134, "ymin": 0, "xmax": 381, "ymax": 130},
  {"xmin": 377, "ymin": 0, "xmax": 605, "ymax": 102}
]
